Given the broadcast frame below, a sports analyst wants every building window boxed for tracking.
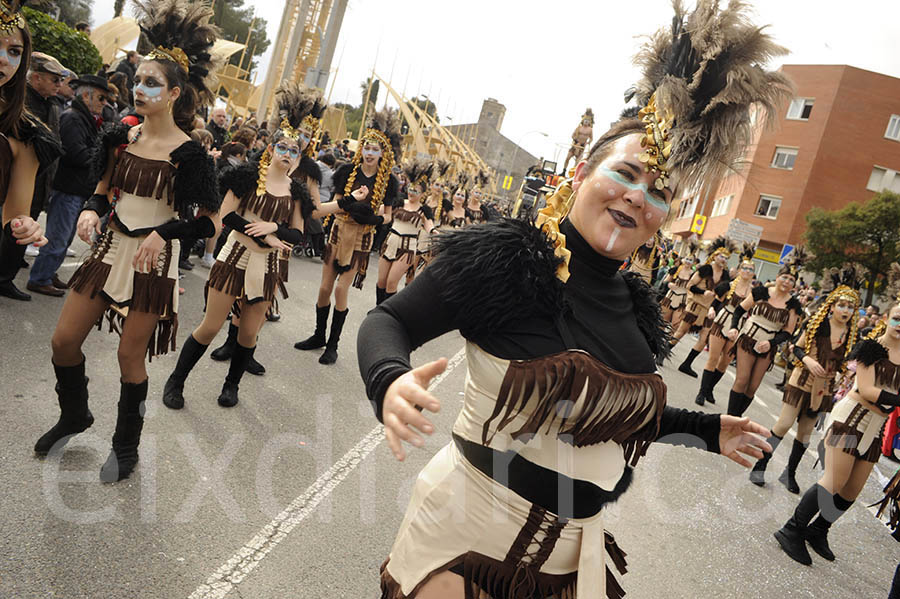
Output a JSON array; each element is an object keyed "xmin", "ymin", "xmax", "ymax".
[
  {"xmin": 755, "ymin": 195, "xmax": 781, "ymax": 219},
  {"xmin": 867, "ymin": 166, "xmax": 900, "ymax": 194},
  {"xmin": 711, "ymin": 194, "xmax": 733, "ymax": 217},
  {"xmin": 771, "ymin": 147, "xmax": 798, "ymax": 170},
  {"xmin": 786, "ymin": 98, "xmax": 814, "ymax": 121},
  {"xmin": 886, "ymin": 115, "xmax": 900, "ymax": 141},
  {"xmin": 677, "ymin": 194, "xmax": 699, "ymax": 220}
]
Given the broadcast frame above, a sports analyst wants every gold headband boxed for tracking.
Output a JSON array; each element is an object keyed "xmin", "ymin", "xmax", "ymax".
[
  {"xmin": 0, "ymin": 1, "xmax": 24, "ymax": 35},
  {"xmin": 362, "ymin": 128, "xmax": 390, "ymax": 150},
  {"xmin": 637, "ymin": 93, "xmax": 674, "ymax": 191},
  {"xmin": 146, "ymin": 46, "xmax": 190, "ymax": 73},
  {"xmin": 301, "ymin": 115, "xmax": 320, "ymax": 132},
  {"xmin": 829, "ymin": 285, "xmax": 860, "ymax": 306},
  {"xmin": 278, "ymin": 117, "xmax": 300, "ymax": 141}
]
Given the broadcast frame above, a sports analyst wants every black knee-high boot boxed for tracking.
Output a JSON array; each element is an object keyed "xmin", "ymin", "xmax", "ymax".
[
  {"xmin": 707, "ymin": 369, "xmax": 725, "ymax": 404},
  {"xmin": 779, "ymin": 439, "xmax": 808, "ymax": 494},
  {"xmin": 806, "ymin": 492, "xmax": 853, "ymax": 561},
  {"xmin": 383, "ymin": 291, "xmax": 395, "ymax": 302},
  {"xmin": 376, "ymin": 286, "xmax": 386, "ymax": 305},
  {"xmin": 695, "ymin": 369, "xmax": 716, "ymax": 406},
  {"xmin": 218, "ymin": 343, "xmax": 254, "ymax": 407},
  {"xmin": 774, "ymin": 483, "xmax": 821, "ymax": 565},
  {"xmin": 727, "ymin": 390, "xmax": 753, "ymax": 416},
  {"xmin": 99, "ymin": 379, "xmax": 148, "ymax": 482},
  {"xmin": 34, "ymin": 358, "xmax": 94, "ymax": 455},
  {"xmin": 318, "ymin": 307, "xmax": 348, "ymax": 365},
  {"xmin": 294, "ymin": 304, "xmax": 330, "ymax": 350},
  {"xmin": 750, "ymin": 434, "xmax": 783, "ymax": 486},
  {"xmin": 678, "ymin": 348, "xmax": 700, "ymax": 377},
  {"xmin": 163, "ymin": 335, "xmax": 208, "ymax": 410},
  {"xmin": 210, "ymin": 322, "xmax": 237, "ymax": 361}
]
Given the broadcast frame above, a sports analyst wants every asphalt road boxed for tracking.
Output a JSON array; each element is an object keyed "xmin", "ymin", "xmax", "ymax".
[{"xmin": 1, "ymin": 245, "xmax": 898, "ymax": 599}]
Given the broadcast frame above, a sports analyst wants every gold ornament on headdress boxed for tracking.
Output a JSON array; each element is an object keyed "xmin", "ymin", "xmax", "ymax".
[
  {"xmin": 802, "ymin": 285, "xmax": 860, "ymax": 366},
  {"xmin": 343, "ymin": 127, "xmax": 395, "ymax": 216},
  {"xmin": 0, "ymin": 0, "xmax": 25, "ymax": 34},
  {"xmin": 301, "ymin": 115, "xmax": 320, "ymax": 134},
  {"xmin": 637, "ymin": 93, "xmax": 674, "ymax": 191},
  {"xmin": 277, "ymin": 116, "xmax": 300, "ymax": 141},
  {"xmin": 362, "ymin": 128, "xmax": 391, "ymax": 150},
  {"xmin": 256, "ymin": 147, "xmax": 271, "ymax": 196},
  {"xmin": 146, "ymin": 46, "xmax": 190, "ymax": 73},
  {"xmin": 535, "ymin": 179, "xmax": 575, "ymax": 283}
]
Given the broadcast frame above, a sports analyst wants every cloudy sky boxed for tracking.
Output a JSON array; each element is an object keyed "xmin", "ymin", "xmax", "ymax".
[{"xmin": 91, "ymin": 0, "xmax": 900, "ymax": 163}]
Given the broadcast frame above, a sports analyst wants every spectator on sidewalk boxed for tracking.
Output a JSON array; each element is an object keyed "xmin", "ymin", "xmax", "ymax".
[
  {"xmin": 206, "ymin": 106, "xmax": 230, "ymax": 150},
  {"xmin": 114, "ymin": 50, "xmax": 138, "ymax": 89}
]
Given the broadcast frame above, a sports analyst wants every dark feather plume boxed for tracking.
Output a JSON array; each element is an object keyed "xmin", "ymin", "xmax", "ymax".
[
  {"xmin": 275, "ymin": 83, "xmax": 326, "ymax": 129},
  {"xmin": 740, "ymin": 241, "xmax": 756, "ymax": 262},
  {"xmin": 366, "ymin": 107, "xmax": 403, "ymax": 161},
  {"xmin": 402, "ymin": 158, "xmax": 433, "ymax": 189}
]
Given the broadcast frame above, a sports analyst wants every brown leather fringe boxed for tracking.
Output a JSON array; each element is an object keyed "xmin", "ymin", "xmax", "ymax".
[
  {"xmin": 751, "ymin": 302, "xmax": 791, "ymax": 326},
  {"xmin": 875, "ymin": 360, "xmax": 900, "ymax": 392},
  {"xmin": 659, "ymin": 296, "xmax": 672, "ymax": 309},
  {"xmin": 870, "ymin": 468, "xmax": 900, "ymax": 531},
  {"xmin": 207, "ymin": 259, "xmax": 246, "ymax": 297},
  {"xmin": 782, "ymin": 385, "xmax": 809, "ymax": 408},
  {"xmin": 392, "ymin": 207, "xmax": 424, "ymax": 227},
  {"xmin": 708, "ymin": 322, "xmax": 726, "ymax": 339},
  {"xmin": 69, "ymin": 257, "xmax": 112, "ymax": 299},
  {"xmin": 681, "ymin": 312, "xmax": 698, "ymax": 325},
  {"xmin": 109, "ymin": 151, "xmax": 174, "ymax": 201},
  {"xmin": 130, "ymin": 272, "xmax": 175, "ymax": 316},
  {"xmin": 351, "ymin": 250, "xmax": 370, "ymax": 290},
  {"xmin": 483, "ymin": 351, "xmax": 666, "ymax": 462},
  {"xmin": 734, "ymin": 334, "xmax": 776, "ymax": 360},
  {"xmin": 825, "ymin": 416, "xmax": 884, "ymax": 463},
  {"xmin": 238, "ymin": 190, "xmax": 293, "ymax": 224},
  {"xmin": 96, "ymin": 307, "xmax": 177, "ymax": 361}
]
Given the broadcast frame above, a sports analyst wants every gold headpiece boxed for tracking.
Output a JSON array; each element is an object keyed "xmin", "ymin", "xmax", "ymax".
[
  {"xmin": 278, "ymin": 116, "xmax": 300, "ymax": 141},
  {"xmin": 362, "ymin": 128, "xmax": 390, "ymax": 150},
  {"xmin": 146, "ymin": 45, "xmax": 190, "ymax": 73},
  {"xmin": 0, "ymin": 0, "xmax": 24, "ymax": 34},
  {"xmin": 301, "ymin": 115, "xmax": 320, "ymax": 133},
  {"xmin": 535, "ymin": 179, "xmax": 575, "ymax": 282},
  {"xmin": 637, "ymin": 93, "xmax": 674, "ymax": 191}
]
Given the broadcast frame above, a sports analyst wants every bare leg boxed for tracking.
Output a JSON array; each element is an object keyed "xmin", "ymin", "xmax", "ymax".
[
  {"xmin": 237, "ymin": 300, "xmax": 269, "ymax": 348},
  {"xmin": 743, "ymin": 356, "xmax": 773, "ymax": 398},
  {"xmin": 692, "ymin": 326, "xmax": 710, "ymax": 352},
  {"xmin": 837, "ymin": 458, "xmax": 877, "ymax": 501},
  {"xmin": 415, "ymin": 570, "xmax": 467, "ymax": 599},
  {"xmin": 316, "ymin": 259, "xmax": 339, "ymax": 308},
  {"xmin": 376, "ymin": 256, "xmax": 392, "ymax": 289},
  {"xmin": 705, "ymin": 334, "xmax": 727, "ymax": 371},
  {"xmin": 385, "ymin": 257, "xmax": 412, "ymax": 293},
  {"xmin": 334, "ymin": 268, "xmax": 354, "ymax": 311},
  {"xmin": 772, "ymin": 401, "xmax": 802, "ymax": 438},
  {"xmin": 819, "ymin": 444, "xmax": 856, "ymax": 495}
]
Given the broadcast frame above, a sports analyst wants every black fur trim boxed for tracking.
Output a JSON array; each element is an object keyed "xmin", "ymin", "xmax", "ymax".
[
  {"xmin": 420, "ymin": 203, "xmax": 434, "ymax": 222},
  {"xmin": 17, "ymin": 115, "xmax": 62, "ymax": 174},
  {"xmin": 697, "ymin": 264, "xmax": 713, "ymax": 279},
  {"xmin": 850, "ymin": 338, "xmax": 887, "ymax": 367},
  {"xmin": 714, "ymin": 280, "xmax": 730, "ymax": 297},
  {"xmin": 218, "ymin": 161, "xmax": 258, "ymax": 199},
  {"xmin": 331, "ymin": 162, "xmax": 353, "ymax": 195},
  {"xmin": 751, "ymin": 285, "xmax": 770, "ymax": 302},
  {"xmin": 787, "ymin": 296, "xmax": 804, "ymax": 315},
  {"xmin": 622, "ymin": 270, "xmax": 672, "ymax": 360},
  {"xmin": 171, "ymin": 140, "xmax": 220, "ymax": 217},
  {"xmin": 296, "ymin": 156, "xmax": 322, "ymax": 185},
  {"xmin": 429, "ymin": 218, "xmax": 564, "ymax": 338},
  {"xmin": 90, "ymin": 122, "xmax": 130, "ymax": 182},
  {"xmin": 291, "ymin": 177, "xmax": 313, "ymax": 219}
]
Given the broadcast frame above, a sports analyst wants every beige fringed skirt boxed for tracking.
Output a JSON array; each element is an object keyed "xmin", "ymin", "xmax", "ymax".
[
  {"xmin": 207, "ymin": 232, "xmax": 282, "ymax": 304},
  {"xmin": 323, "ymin": 216, "xmax": 373, "ymax": 289},
  {"xmin": 824, "ymin": 398, "xmax": 887, "ymax": 462}
]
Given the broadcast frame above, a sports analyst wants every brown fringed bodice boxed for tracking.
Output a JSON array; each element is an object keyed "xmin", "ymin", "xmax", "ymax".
[
  {"xmin": 726, "ymin": 292, "xmax": 746, "ymax": 308},
  {"xmin": 750, "ymin": 301, "xmax": 792, "ymax": 327},
  {"xmin": 443, "ymin": 213, "xmax": 467, "ymax": 228},
  {"xmin": 875, "ymin": 359, "xmax": 900, "ymax": 393},
  {"xmin": 238, "ymin": 190, "xmax": 293, "ymax": 224},
  {"xmin": 392, "ymin": 205, "xmax": 428, "ymax": 229},
  {"xmin": 110, "ymin": 151, "xmax": 175, "ymax": 202}
]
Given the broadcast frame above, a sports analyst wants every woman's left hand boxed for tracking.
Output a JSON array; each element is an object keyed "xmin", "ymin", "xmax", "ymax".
[
  {"xmin": 10, "ymin": 216, "xmax": 47, "ymax": 246},
  {"xmin": 754, "ymin": 340, "xmax": 771, "ymax": 354},
  {"xmin": 244, "ymin": 221, "xmax": 278, "ymax": 237},
  {"xmin": 718, "ymin": 415, "xmax": 772, "ymax": 467},
  {"xmin": 132, "ymin": 231, "xmax": 165, "ymax": 273},
  {"xmin": 707, "ymin": 307, "xmax": 716, "ymax": 320}
]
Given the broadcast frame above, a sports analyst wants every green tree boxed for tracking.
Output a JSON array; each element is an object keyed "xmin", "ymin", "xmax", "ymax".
[
  {"xmin": 359, "ymin": 76, "xmax": 379, "ymax": 109},
  {"xmin": 211, "ymin": 0, "xmax": 270, "ymax": 75},
  {"xmin": 32, "ymin": 0, "xmax": 92, "ymax": 28},
  {"xmin": 407, "ymin": 95, "xmax": 439, "ymax": 123},
  {"xmin": 23, "ymin": 7, "xmax": 102, "ymax": 75},
  {"xmin": 114, "ymin": 0, "xmax": 126, "ymax": 18},
  {"xmin": 805, "ymin": 190, "xmax": 900, "ymax": 304}
]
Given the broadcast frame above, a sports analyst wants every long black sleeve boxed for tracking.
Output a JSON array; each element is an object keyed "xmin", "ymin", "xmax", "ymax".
[
  {"xmin": 689, "ymin": 284, "xmax": 705, "ymax": 295},
  {"xmin": 221, "ymin": 211, "xmax": 268, "ymax": 248},
  {"xmin": 654, "ymin": 407, "xmax": 721, "ymax": 453},
  {"xmin": 730, "ymin": 304, "xmax": 747, "ymax": 331},
  {"xmin": 155, "ymin": 215, "xmax": 215, "ymax": 240}
]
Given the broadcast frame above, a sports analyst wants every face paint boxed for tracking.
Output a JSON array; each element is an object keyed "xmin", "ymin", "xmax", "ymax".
[
  {"xmin": 362, "ymin": 148, "xmax": 382, "ymax": 160},
  {"xmin": 605, "ymin": 227, "xmax": 621, "ymax": 252},
  {"xmin": 598, "ymin": 166, "xmax": 670, "ymax": 215},
  {"xmin": 134, "ymin": 82, "xmax": 163, "ymax": 99},
  {"xmin": 0, "ymin": 48, "xmax": 21, "ymax": 69},
  {"xmin": 889, "ymin": 318, "xmax": 900, "ymax": 328},
  {"xmin": 299, "ymin": 133, "xmax": 311, "ymax": 146}
]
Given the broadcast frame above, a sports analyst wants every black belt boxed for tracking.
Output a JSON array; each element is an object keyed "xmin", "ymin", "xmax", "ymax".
[
  {"xmin": 452, "ymin": 433, "xmax": 630, "ymax": 520},
  {"xmin": 112, "ymin": 213, "xmax": 173, "ymax": 238}
]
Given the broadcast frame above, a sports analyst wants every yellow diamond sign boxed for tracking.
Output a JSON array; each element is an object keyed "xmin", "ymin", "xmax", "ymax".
[{"xmin": 690, "ymin": 215, "xmax": 707, "ymax": 234}]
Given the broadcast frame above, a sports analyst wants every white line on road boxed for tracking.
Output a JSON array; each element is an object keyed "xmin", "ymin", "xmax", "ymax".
[{"xmin": 187, "ymin": 347, "xmax": 467, "ymax": 599}]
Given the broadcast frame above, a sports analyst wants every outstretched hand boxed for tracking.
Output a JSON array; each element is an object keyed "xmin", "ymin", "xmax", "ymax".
[
  {"xmin": 382, "ymin": 358, "xmax": 448, "ymax": 461},
  {"xmin": 718, "ymin": 415, "xmax": 772, "ymax": 468}
]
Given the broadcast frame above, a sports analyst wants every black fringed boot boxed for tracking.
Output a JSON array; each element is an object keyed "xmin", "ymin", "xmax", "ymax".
[
  {"xmin": 318, "ymin": 307, "xmax": 348, "ymax": 365},
  {"xmin": 778, "ymin": 439, "xmax": 808, "ymax": 494},
  {"xmin": 163, "ymin": 335, "xmax": 208, "ymax": 410},
  {"xmin": 806, "ymin": 492, "xmax": 853, "ymax": 561},
  {"xmin": 707, "ymin": 369, "xmax": 725, "ymax": 404},
  {"xmin": 210, "ymin": 322, "xmax": 237, "ymax": 361},
  {"xmin": 294, "ymin": 304, "xmax": 330, "ymax": 350},
  {"xmin": 218, "ymin": 343, "xmax": 254, "ymax": 407},
  {"xmin": 99, "ymin": 379, "xmax": 148, "ymax": 482},
  {"xmin": 695, "ymin": 369, "xmax": 716, "ymax": 406},
  {"xmin": 677, "ymin": 348, "xmax": 700, "ymax": 378},
  {"xmin": 750, "ymin": 434, "xmax": 783, "ymax": 486},
  {"xmin": 34, "ymin": 358, "xmax": 94, "ymax": 455},
  {"xmin": 774, "ymin": 483, "xmax": 821, "ymax": 565},
  {"xmin": 727, "ymin": 390, "xmax": 753, "ymax": 416}
]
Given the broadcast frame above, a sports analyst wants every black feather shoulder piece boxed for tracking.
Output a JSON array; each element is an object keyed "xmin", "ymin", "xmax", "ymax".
[
  {"xmin": 218, "ymin": 161, "xmax": 258, "ymax": 199},
  {"xmin": 332, "ymin": 162, "xmax": 354, "ymax": 195},
  {"xmin": 429, "ymin": 218, "xmax": 565, "ymax": 339},
  {"xmin": 850, "ymin": 338, "xmax": 888, "ymax": 367},
  {"xmin": 295, "ymin": 156, "xmax": 322, "ymax": 186},
  {"xmin": 90, "ymin": 122, "xmax": 131, "ymax": 181},
  {"xmin": 622, "ymin": 270, "xmax": 672, "ymax": 360},
  {"xmin": 290, "ymin": 177, "xmax": 313, "ymax": 219},
  {"xmin": 696, "ymin": 264, "xmax": 713, "ymax": 279},
  {"xmin": 17, "ymin": 115, "xmax": 63, "ymax": 174},
  {"xmin": 171, "ymin": 140, "xmax": 219, "ymax": 216},
  {"xmin": 787, "ymin": 296, "xmax": 804, "ymax": 315},
  {"xmin": 751, "ymin": 285, "xmax": 770, "ymax": 302}
]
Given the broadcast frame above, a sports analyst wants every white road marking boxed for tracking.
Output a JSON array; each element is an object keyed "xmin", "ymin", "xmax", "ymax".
[{"xmin": 187, "ymin": 347, "xmax": 467, "ymax": 599}]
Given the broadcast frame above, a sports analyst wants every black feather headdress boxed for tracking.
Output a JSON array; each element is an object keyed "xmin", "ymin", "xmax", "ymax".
[
  {"xmin": 275, "ymin": 83, "xmax": 325, "ymax": 131},
  {"xmin": 624, "ymin": 0, "xmax": 794, "ymax": 191},
  {"xmin": 403, "ymin": 158, "xmax": 434, "ymax": 192},
  {"xmin": 432, "ymin": 158, "xmax": 452, "ymax": 183},
  {"xmin": 363, "ymin": 107, "xmax": 403, "ymax": 162},
  {"xmin": 704, "ymin": 235, "xmax": 738, "ymax": 263},
  {"xmin": 778, "ymin": 245, "xmax": 810, "ymax": 277},
  {"xmin": 739, "ymin": 241, "xmax": 756, "ymax": 263},
  {"xmin": 473, "ymin": 168, "xmax": 490, "ymax": 191}
]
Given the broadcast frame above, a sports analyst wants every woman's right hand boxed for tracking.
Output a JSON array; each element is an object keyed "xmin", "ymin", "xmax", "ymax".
[
  {"xmin": 76, "ymin": 210, "xmax": 101, "ymax": 243},
  {"xmin": 350, "ymin": 185, "xmax": 369, "ymax": 202},
  {"xmin": 802, "ymin": 356, "xmax": 827, "ymax": 378},
  {"xmin": 727, "ymin": 328, "xmax": 739, "ymax": 342},
  {"xmin": 262, "ymin": 233, "xmax": 291, "ymax": 251},
  {"xmin": 382, "ymin": 358, "xmax": 448, "ymax": 461},
  {"xmin": 703, "ymin": 290, "xmax": 715, "ymax": 298},
  {"xmin": 667, "ymin": 282, "xmax": 675, "ymax": 290}
]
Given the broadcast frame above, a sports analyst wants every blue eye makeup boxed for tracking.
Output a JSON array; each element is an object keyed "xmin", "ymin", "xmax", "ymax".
[
  {"xmin": 274, "ymin": 143, "xmax": 300, "ymax": 158},
  {"xmin": 134, "ymin": 82, "xmax": 163, "ymax": 98},
  {"xmin": 889, "ymin": 318, "xmax": 900, "ymax": 328},
  {"xmin": 0, "ymin": 48, "xmax": 21, "ymax": 68},
  {"xmin": 599, "ymin": 166, "xmax": 670, "ymax": 214}
]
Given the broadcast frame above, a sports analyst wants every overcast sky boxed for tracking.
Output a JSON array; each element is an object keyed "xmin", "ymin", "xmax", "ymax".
[{"xmin": 91, "ymin": 0, "xmax": 900, "ymax": 164}]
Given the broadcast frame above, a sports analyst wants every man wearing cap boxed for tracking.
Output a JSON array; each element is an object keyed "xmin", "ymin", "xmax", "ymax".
[{"xmin": 27, "ymin": 75, "xmax": 110, "ymax": 297}]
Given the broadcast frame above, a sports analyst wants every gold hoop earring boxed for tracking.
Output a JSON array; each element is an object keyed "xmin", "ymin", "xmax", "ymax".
[{"xmin": 167, "ymin": 99, "xmax": 173, "ymax": 114}]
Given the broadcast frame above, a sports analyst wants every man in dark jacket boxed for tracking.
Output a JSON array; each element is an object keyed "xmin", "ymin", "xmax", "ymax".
[
  {"xmin": 205, "ymin": 106, "xmax": 230, "ymax": 150},
  {"xmin": 114, "ymin": 51, "xmax": 139, "ymax": 89},
  {"xmin": 27, "ymin": 75, "xmax": 109, "ymax": 296}
]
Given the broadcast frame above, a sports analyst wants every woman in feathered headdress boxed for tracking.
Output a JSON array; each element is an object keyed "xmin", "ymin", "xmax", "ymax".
[
  {"xmin": 161, "ymin": 81, "xmax": 318, "ymax": 411},
  {"xmin": 374, "ymin": 158, "xmax": 436, "ymax": 305},
  {"xmin": 626, "ymin": 232, "xmax": 663, "ymax": 285},
  {"xmin": 294, "ymin": 107, "xmax": 401, "ymax": 365},
  {"xmin": 411, "ymin": 158, "xmax": 452, "ymax": 271},
  {"xmin": 724, "ymin": 247, "xmax": 806, "ymax": 418},
  {"xmin": 0, "ymin": 0, "xmax": 61, "ymax": 301},
  {"xmin": 358, "ymin": 2, "xmax": 789, "ymax": 596},
  {"xmin": 670, "ymin": 235, "xmax": 736, "ymax": 376},
  {"xmin": 442, "ymin": 172, "xmax": 470, "ymax": 228},
  {"xmin": 465, "ymin": 168, "xmax": 493, "ymax": 224},
  {"xmin": 35, "ymin": 0, "xmax": 221, "ymax": 482},
  {"xmin": 660, "ymin": 239, "xmax": 699, "ymax": 328}
]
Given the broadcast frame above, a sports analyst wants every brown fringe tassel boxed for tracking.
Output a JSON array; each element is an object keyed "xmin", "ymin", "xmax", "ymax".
[
  {"xmin": 483, "ymin": 352, "xmax": 666, "ymax": 460},
  {"xmin": 238, "ymin": 190, "xmax": 293, "ymax": 224},
  {"xmin": 109, "ymin": 151, "xmax": 174, "ymax": 201},
  {"xmin": 392, "ymin": 207, "xmax": 424, "ymax": 227},
  {"xmin": 351, "ymin": 250, "xmax": 370, "ymax": 290},
  {"xmin": 870, "ymin": 468, "xmax": 900, "ymax": 531},
  {"xmin": 825, "ymin": 419, "xmax": 884, "ymax": 463},
  {"xmin": 659, "ymin": 296, "xmax": 672, "ymax": 309},
  {"xmin": 734, "ymin": 334, "xmax": 776, "ymax": 360},
  {"xmin": 130, "ymin": 272, "xmax": 175, "ymax": 315},
  {"xmin": 681, "ymin": 312, "xmax": 698, "ymax": 325},
  {"xmin": 96, "ymin": 307, "xmax": 177, "ymax": 362},
  {"xmin": 207, "ymin": 260, "xmax": 246, "ymax": 297},
  {"xmin": 782, "ymin": 385, "xmax": 809, "ymax": 408},
  {"xmin": 751, "ymin": 302, "xmax": 791, "ymax": 326},
  {"xmin": 875, "ymin": 360, "xmax": 900, "ymax": 392},
  {"xmin": 69, "ymin": 258, "xmax": 112, "ymax": 299},
  {"xmin": 708, "ymin": 322, "xmax": 726, "ymax": 339}
]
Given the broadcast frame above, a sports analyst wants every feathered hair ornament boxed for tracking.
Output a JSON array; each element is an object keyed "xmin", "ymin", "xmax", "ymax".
[
  {"xmin": 472, "ymin": 168, "xmax": 490, "ymax": 192},
  {"xmin": 342, "ymin": 107, "xmax": 402, "ymax": 213},
  {"xmin": 0, "ymin": 0, "xmax": 25, "ymax": 34},
  {"xmin": 433, "ymin": 158, "xmax": 452, "ymax": 184},
  {"xmin": 739, "ymin": 242, "xmax": 756, "ymax": 263},
  {"xmin": 133, "ymin": 0, "xmax": 220, "ymax": 106},
  {"xmin": 403, "ymin": 158, "xmax": 434, "ymax": 193},
  {"xmin": 705, "ymin": 235, "xmax": 738, "ymax": 263},
  {"xmin": 454, "ymin": 172, "xmax": 469, "ymax": 194},
  {"xmin": 778, "ymin": 245, "xmax": 810, "ymax": 278},
  {"xmin": 624, "ymin": 0, "xmax": 794, "ymax": 192},
  {"xmin": 274, "ymin": 83, "xmax": 326, "ymax": 156},
  {"xmin": 581, "ymin": 108, "xmax": 595, "ymax": 125}
]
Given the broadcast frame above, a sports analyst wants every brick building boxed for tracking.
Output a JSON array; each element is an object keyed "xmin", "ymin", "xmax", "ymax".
[{"xmin": 666, "ymin": 64, "xmax": 900, "ymax": 280}]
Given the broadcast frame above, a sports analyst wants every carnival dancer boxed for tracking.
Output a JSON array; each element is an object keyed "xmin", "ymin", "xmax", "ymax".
[
  {"xmin": 358, "ymin": 2, "xmax": 791, "ymax": 595},
  {"xmin": 724, "ymin": 250, "xmax": 805, "ymax": 418},
  {"xmin": 442, "ymin": 175, "xmax": 469, "ymax": 229},
  {"xmin": 694, "ymin": 243, "xmax": 756, "ymax": 406},
  {"xmin": 294, "ymin": 108, "xmax": 401, "ymax": 364},
  {"xmin": 0, "ymin": 0, "xmax": 58, "ymax": 301},
  {"xmin": 410, "ymin": 158, "xmax": 450, "ymax": 274},
  {"xmin": 659, "ymin": 240, "xmax": 698, "ymax": 329},
  {"xmin": 375, "ymin": 159, "xmax": 435, "ymax": 304},
  {"xmin": 750, "ymin": 283, "xmax": 859, "ymax": 492},
  {"xmin": 670, "ymin": 236, "xmax": 736, "ymax": 376},
  {"xmin": 775, "ymin": 308, "xmax": 900, "ymax": 565},
  {"xmin": 465, "ymin": 168, "xmax": 494, "ymax": 224},
  {"xmin": 162, "ymin": 93, "xmax": 316, "ymax": 410},
  {"xmin": 34, "ymin": 0, "xmax": 220, "ymax": 482},
  {"xmin": 560, "ymin": 107, "xmax": 594, "ymax": 176},
  {"xmin": 626, "ymin": 233, "xmax": 662, "ymax": 285}
]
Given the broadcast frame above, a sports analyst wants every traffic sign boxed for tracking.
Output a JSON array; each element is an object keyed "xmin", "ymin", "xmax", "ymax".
[
  {"xmin": 754, "ymin": 247, "xmax": 781, "ymax": 263},
  {"xmin": 726, "ymin": 218, "xmax": 763, "ymax": 245},
  {"xmin": 502, "ymin": 175, "xmax": 513, "ymax": 190},
  {"xmin": 779, "ymin": 244, "xmax": 794, "ymax": 265},
  {"xmin": 690, "ymin": 215, "xmax": 707, "ymax": 234}
]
